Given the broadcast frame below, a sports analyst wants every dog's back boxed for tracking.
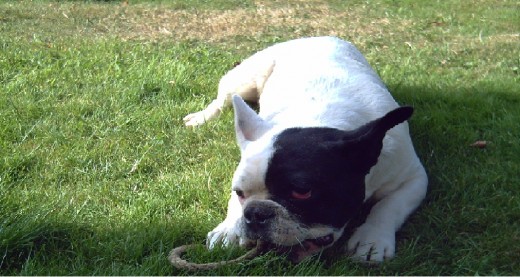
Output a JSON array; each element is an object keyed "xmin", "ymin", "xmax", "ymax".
[{"xmin": 239, "ymin": 36, "xmax": 398, "ymax": 130}]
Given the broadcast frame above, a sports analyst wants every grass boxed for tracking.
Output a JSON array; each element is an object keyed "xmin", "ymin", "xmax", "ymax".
[{"xmin": 1, "ymin": 0, "xmax": 519, "ymax": 275}]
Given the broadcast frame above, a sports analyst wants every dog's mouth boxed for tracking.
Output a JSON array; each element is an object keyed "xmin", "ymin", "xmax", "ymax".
[
  {"xmin": 259, "ymin": 233, "xmax": 335, "ymax": 263},
  {"xmin": 290, "ymin": 233, "xmax": 335, "ymax": 262}
]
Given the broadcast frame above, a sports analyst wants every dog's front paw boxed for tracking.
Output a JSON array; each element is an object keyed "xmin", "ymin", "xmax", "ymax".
[
  {"xmin": 347, "ymin": 223, "xmax": 396, "ymax": 263},
  {"xmin": 207, "ymin": 220, "xmax": 251, "ymax": 249}
]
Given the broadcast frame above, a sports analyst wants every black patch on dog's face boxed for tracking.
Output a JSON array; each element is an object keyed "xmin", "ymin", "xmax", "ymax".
[
  {"xmin": 264, "ymin": 107, "xmax": 414, "ymax": 228},
  {"xmin": 265, "ymin": 127, "xmax": 366, "ymax": 228}
]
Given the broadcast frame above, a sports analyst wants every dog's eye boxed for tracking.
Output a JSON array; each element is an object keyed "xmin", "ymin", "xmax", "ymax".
[
  {"xmin": 235, "ymin": 190, "xmax": 245, "ymax": 199},
  {"xmin": 291, "ymin": 189, "xmax": 312, "ymax": 200}
]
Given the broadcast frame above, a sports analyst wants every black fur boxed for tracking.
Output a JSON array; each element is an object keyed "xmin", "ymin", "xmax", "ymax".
[{"xmin": 264, "ymin": 107, "xmax": 413, "ymax": 228}]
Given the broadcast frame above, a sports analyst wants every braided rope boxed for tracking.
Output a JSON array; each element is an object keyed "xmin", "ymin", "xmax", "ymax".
[{"xmin": 168, "ymin": 242, "xmax": 267, "ymax": 271}]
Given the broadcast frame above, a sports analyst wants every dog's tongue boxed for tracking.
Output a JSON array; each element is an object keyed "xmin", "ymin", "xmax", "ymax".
[
  {"xmin": 289, "ymin": 240, "xmax": 324, "ymax": 263},
  {"xmin": 256, "ymin": 234, "xmax": 334, "ymax": 263},
  {"xmin": 283, "ymin": 234, "xmax": 335, "ymax": 263}
]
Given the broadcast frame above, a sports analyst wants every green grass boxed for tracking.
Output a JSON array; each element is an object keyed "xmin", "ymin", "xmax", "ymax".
[{"xmin": 1, "ymin": 0, "xmax": 519, "ymax": 275}]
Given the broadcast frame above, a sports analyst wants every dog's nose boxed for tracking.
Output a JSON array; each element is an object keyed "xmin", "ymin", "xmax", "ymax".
[{"xmin": 243, "ymin": 203, "xmax": 275, "ymax": 228}]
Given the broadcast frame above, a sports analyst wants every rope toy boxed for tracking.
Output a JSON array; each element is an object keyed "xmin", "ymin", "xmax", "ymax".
[{"xmin": 168, "ymin": 241, "xmax": 269, "ymax": 271}]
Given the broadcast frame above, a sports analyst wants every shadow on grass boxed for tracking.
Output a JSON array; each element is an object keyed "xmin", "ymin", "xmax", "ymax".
[{"xmin": 0, "ymin": 221, "xmax": 79, "ymax": 273}]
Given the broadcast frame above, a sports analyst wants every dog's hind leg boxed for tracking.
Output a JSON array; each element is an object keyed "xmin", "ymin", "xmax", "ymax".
[{"xmin": 183, "ymin": 59, "xmax": 275, "ymax": 127}]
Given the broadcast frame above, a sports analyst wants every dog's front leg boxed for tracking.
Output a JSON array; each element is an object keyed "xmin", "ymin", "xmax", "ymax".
[
  {"xmin": 207, "ymin": 192, "xmax": 251, "ymax": 248},
  {"xmin": 347, "ymin": 169, "xmax": 428, "ymax": 262}
]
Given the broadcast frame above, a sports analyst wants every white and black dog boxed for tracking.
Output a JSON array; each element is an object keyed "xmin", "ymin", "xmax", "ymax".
[{"xmin": 184, "ymin": 36, "xmax": 428, "ymax": 263}]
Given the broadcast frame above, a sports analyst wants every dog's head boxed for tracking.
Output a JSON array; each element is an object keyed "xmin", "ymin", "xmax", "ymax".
[{"xmin": 230, "ymin": 95, "xmax": 413, "ymax": 262}]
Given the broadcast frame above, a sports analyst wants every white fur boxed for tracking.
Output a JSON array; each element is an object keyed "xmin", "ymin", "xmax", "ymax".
[{"xmin": 185, "ymin": 37, "xmax": 428, "ymax": 263}]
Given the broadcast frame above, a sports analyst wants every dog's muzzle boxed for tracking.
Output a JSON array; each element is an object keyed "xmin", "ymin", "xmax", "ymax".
[{"xmin": 243, "ymin": 201, "xmax": 335, "ymax": 263}]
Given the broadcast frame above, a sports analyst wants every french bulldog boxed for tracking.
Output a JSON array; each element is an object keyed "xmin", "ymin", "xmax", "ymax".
[{"xmin": 183, "ymin": 36, "xmax": 428, "ymax": 263}]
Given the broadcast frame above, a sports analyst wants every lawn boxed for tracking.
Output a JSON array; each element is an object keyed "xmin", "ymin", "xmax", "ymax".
[{"xmin": 1, "ymin": 0, "xmax": 519, "ymax": 275}]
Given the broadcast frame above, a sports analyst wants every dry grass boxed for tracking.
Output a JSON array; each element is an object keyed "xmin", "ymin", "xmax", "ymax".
[
  {"xmin": 3, "ymin": 0, "xmax": 517, "ymax": 58},
  {"xmin": 101, "ymin": 1, "xmax": 413, "ymax": 45},
  {"xmin": 4, "ymin": 0, "xmax": 517, "ymax": 55},
  {"xmin": 3, "ymin": 1, "xmax": 414, "ymax": 47}
]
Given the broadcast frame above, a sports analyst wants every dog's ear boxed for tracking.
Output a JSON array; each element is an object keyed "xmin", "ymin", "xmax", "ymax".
[
  {"xmin": 232, "ymin": 95, "xmax": 272, "ymax": 150},
  {"xmin": 342, "ymin": 106, "xmax": 414, "ymax": 174}
]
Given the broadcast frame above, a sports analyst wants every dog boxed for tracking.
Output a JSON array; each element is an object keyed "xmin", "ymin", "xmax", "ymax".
[{"xmin": 183, "ymin": 36, "xmax": 428, "ymax": 263}]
